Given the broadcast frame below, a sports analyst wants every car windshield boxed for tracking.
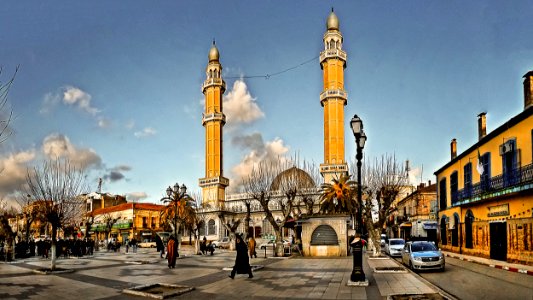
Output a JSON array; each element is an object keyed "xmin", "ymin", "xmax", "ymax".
[
  {"xmin": 390, "ymin": 240, "xmax": 404, "ymax": 246},
  {"xmin": 411, "ymin": 242, "xmax": 437, "ymax": 252}
]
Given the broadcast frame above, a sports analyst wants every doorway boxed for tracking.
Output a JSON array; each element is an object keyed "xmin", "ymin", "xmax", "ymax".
[{"xmin": 490, "ymin": 222, "xmax": 507, "ymax": 261}]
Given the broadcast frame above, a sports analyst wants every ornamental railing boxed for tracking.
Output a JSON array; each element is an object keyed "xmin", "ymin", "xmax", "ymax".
[{"xmin": 451, "ymin": 163, "xmax": 533, "ymax": 206}]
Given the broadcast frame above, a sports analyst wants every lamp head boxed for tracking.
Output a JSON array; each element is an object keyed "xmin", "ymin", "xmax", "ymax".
[
  {"xmin": 359, "ymin": 130, "xmax": 367, "ymax": 149},
  {"xmin": 180, "ymin": 184, "xmax": 187, "ymax": 194},
  {"xmin": 166, "ymin": 186, "xmax": 172, "ymax": 197},
  {"xmin": 173, "ymin": 182, "xmax": 180, "ymax": 193},
  {"xmin": 350, "ymin": 114, "xmax": 363, "ymax": 137}
]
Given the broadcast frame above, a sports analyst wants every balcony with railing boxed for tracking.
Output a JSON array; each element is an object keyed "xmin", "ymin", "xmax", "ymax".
[{"xmin": 451, "ymin": 163, "xmax": 533, "ymax": 206}]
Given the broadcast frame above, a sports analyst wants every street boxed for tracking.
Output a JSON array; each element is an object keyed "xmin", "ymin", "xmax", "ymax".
[{"xmin": 393, "ymin": 256, "xmax": 533, "ymax": 300}]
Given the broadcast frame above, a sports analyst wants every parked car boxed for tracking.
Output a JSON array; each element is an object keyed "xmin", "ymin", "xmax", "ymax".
[
  {"xmin": 401, "ymin": 241, "xmax": 445, "ymax": 272},
  {"xmin": 259, "ymin": 239, "xmax": 290, "ymax": 250},
  {"xmin": 138, "ymin": 239, "xmax": 156, "ymax": 248},
  {"xmin": 212, "ymin": 237, "xmax": 231, "ymax": 249},
  {"xmin": 384, "ymin": 238, "xmax": 405, "ymax": 257},
  {"xmin": 380, "ymin": 234, "xmax": 387, "ymax": 247}
]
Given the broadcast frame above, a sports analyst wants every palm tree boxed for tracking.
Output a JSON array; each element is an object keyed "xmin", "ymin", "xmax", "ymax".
[{"xmin": 319, "ymin": 174, "xmax": 356, "ymax": 214}]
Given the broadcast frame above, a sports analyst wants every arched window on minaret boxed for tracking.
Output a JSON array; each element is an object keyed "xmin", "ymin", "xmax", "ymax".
[{"xmin": 209, "ymin": 70, "xmax": 213, "ymax": 78}]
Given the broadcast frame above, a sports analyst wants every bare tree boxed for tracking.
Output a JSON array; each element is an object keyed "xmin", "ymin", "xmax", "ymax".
[
  {"xmin": 101, "ymin": 212, "xmax": 117, "ymax": 246},
  {"xmin": 357, "ymin": 154, "xmax": 408, "ymax": 256},
  {"xmin": 26, "ymin": 158, "xmax": 87, "ymax": 270},
  {"xmin": 184, "ymin": 192, "xmax": 209, "ymax": 254},
  {"xmin": 217, "ymin": 212, "xmax": 241, "ymax": 250},
  {"xmin": 292, "ymin": 161, "xmax": 321, "ymax": 218},
  {"xmin": 0, "ymin": 66, "xmax": 17, "ymax": 145},
  {"xmin": 243, "ymin": 158, "xmax": 312, "ymax": 256}
]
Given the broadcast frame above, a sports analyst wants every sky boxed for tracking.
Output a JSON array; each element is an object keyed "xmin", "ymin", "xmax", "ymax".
[{"xmin": 1, "ymin": 1, "xmax": 532, "ymax": 208}]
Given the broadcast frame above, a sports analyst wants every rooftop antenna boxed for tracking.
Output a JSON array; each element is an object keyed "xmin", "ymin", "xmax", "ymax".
[{"xmin": 97, "ymin": 178, "xmax": 102, "ymax": 194}]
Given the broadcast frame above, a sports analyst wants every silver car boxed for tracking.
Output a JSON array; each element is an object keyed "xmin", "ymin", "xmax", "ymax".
[
  {"xmin": 384, "ymin": 238, "xmax": 405, "ymax": 257},
  {"xmin": 401, "ymin": 241, "xmax": 445, "ymax": 272}
]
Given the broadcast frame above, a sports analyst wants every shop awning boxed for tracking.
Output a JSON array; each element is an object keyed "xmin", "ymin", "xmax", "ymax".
[{"xmin": 399, "ymin": 222, "xmax": 412, "ymax": 228}]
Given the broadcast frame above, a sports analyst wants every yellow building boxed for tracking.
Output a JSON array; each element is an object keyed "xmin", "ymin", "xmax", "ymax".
[
  {"xmin": 199, "ymin": 41, "xmax": 229, "ymax": 208},
  {"xmin": 434, "ymin": 71, "xmax": 533, "ymax": 265},
  {"xmin": 319, "ymin": 9, "xmax": 349, "ymax": 183},
  {"xmin": 89, "ymin": 202, "xmax": 165, "ymax": 244}
]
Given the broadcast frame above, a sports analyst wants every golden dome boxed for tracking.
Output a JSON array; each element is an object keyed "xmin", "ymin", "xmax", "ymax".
[
  {"xmin": 327, "ymin": 10, "xmax": 339, "ymax": 31},
  {"xmin": 270, "ymin": 167, "xmax": 316, "ymax": 191},
  {"xmin": 208, "ymin": 40, "xmax": 219, "ymax": 62}
]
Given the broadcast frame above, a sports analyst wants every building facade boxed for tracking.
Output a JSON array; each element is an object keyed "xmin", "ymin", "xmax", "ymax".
[
  {"xmin": 434, "ymin": 71, "xmax": 533, "ymax": 265},
  {"xmin": 193, "ymin": 11, "xmax": 352, "ymax": 250},
  {"xmin": 88, "ymin": 202, "xmax": 165, "ymax": 244},
  {"xmin": 388, "ymin": 182, "xmax": 438, "ymax": 243}
]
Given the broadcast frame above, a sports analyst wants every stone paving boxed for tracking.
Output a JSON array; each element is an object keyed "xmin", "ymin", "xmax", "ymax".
[{"xmin": 0, "ymin": 246, "xmax": 448, "ymax": 300}]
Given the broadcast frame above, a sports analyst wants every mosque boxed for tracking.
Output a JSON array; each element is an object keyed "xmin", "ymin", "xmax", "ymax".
[{"xmin": 196, "ymin": 10, "xmax": 353, "ymax": 253}]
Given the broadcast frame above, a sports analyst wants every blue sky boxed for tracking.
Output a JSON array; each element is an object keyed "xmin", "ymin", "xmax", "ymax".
[{"xmin": 1, "ymin": 1, "xmax": 532, "ymax": 207}]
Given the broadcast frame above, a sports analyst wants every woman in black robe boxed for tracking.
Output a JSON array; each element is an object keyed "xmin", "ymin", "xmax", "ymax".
[{"xmin": 229, "ymin": 234, "xmax": 253, "ymax": 279}]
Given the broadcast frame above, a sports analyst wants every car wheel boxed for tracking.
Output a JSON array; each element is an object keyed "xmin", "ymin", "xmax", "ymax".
[
  {"xmin": 440, "ymin": 265, "xmax": 445, "ymax": 272},
  {"xmin": 409, "ymin": 261, "xmax": 417, "ymax": 272}
]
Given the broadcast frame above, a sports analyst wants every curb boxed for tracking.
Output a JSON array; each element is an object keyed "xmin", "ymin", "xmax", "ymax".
[{"xmin": 443, "ymin": 253, "xmax": 533, "ymax": 276}]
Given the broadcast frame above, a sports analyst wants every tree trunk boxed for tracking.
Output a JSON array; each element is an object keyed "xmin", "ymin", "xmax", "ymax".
[
  {"xmin": 274, "ymin": 228, "xmax": 284, "ymax": 257},
  {"xmin": 367, "ymin": 228, "xmax": 382, "ymax": 257},
  {"xmin": 51, "ymin": 225, "xmax": 57, "ymax": 270}
]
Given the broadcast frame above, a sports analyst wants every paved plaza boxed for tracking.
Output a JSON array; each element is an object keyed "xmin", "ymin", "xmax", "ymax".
[{"xmin": 0, "ymin": 246, "xmax": 450, "ymax": 300}]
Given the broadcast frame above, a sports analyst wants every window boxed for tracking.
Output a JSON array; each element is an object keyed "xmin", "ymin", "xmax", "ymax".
[
  {"xmin": 142, "ymin": 217, "xmax": 147, "ymax": 228},
  {"xmin": 480, "ymin": 152, "xmax": 491, "ymax": 191},
  {"xmin": 207, "ymin": 219, "xmax": 215, "ymax": 235},
  {"xmin": 464, "ymin": 163, "xmax": 472, "ymax": 198},
  {"xmin": 439, "ymin": 178, "xmax": 447, "ymax": 210},
  {"xmin": 151, "ymin": 217, "xmax": 156, "ymax": 229},
  {"xmin": 450, "ymin": 171, "xmax": 458, "ymax": 205},
  {"xmin": 502, "ymin": 139, "xmax": 518, "ymax": 187}
]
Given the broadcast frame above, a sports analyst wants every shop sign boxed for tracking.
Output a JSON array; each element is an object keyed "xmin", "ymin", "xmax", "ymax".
[{"xmin": 487, "ymin": 204, "xmax": 509, "ymax": 217}]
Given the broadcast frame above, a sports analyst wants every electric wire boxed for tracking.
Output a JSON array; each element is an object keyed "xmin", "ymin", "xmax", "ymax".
[{"xmin": 225, "ymin": 55, "xmax": 319, "ymax": 80}]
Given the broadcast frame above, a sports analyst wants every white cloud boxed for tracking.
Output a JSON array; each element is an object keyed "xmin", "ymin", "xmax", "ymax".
[
  {"xmin": 40, "ymin": 92, "xmax": 60, "ymax": 114},
  {"xmin": 42, "ymin": 133, "xmax": 102, "ymax": 169},
  {"xmin": 0, "ymin": 150, "xmax": 36, "ymax": 198},
  {"xmin": 134, "ymin": 127, "xmax": 157, "ymax": 138},
  {"xmin": 126, "ymin": 192, "xmax": 148, "ymax": 202},
  {"xmin": 97, "ymin": 118, "xmax": 111, "ymax": 129},
  {"xmin": 62, "ymin": 86, "xmax": 100, "ymax": 116},
  {"xmin": 223, "ymin": 80, "xmax": 264, "ymax": 125},
  {"xmin": 230, "ymin": 133, "xmax": 289, "ymax": 186}
]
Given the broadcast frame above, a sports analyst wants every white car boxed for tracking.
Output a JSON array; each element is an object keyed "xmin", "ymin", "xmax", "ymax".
[
  {"xmin": 212, "ymin": 237, "xmax": 230, "ymax": 249},
  {"xmin": 384, "ymin": 238, "xmax": 405, "ymax": 257},
  {"xmin": 259, "ymin": 239, "xmax": 290, "ymax": 249},
  {"xmin": 138, "ymin": 239, "xmax": 156, "ymax": 248}
]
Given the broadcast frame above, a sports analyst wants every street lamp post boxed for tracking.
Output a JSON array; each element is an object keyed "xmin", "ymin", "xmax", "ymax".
[
  {"xmin": 350, "ymin": 114, "xmax": 368, "ymax": 283},
  {"xmin": 161, "ymin": 183, "xmax": 188, "ymax": 246}
]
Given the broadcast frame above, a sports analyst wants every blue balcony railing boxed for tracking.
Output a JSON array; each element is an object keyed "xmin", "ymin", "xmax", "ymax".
[{"xmin": 452, "ymin": 163, "xmax": 533, "ymax": 205}]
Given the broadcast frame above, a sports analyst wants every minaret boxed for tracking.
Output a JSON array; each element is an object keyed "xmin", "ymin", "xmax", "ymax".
[
  {"xmin": 199, "ymin": 41, "xmax": 229, "ymax": 208},
  {"xmin": 320, "ymin": 9, "xmax": 348, "ymax": 183}
]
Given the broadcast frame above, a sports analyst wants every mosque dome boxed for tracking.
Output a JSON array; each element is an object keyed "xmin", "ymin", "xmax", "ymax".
[
  {"xmin": 270, "ymin": 167, "xmax": 316, "ymax": 191},
  {"xmin": 208, "ymin": 41, "xmax": 219, "ymax": 62},
  {"xmin": 326, "ymin": 10, "xmax": 339, "ymax": 31}
]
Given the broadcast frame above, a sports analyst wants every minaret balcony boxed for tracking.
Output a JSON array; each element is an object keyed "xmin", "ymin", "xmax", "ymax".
[
  {"xmin": 320, "ymin": 89, "xmax": 347, "ymax": 106},
  {"xmin": 199, "ymin": 176, "xmax": 229, "ymax": 188},
  {"xmin": 202, "ymin": 112, "xmax": 226, "ymax": 125},
  {"xmin": 320, "ymin": 163, "xmax": 348, "ymax": 174},
  {"xmin": 202, "ymin": 78, "xmax": 226, "ymax": 92},
  {"xmin": 320, "ymin": 49, "xmax": 347, "ymax": 64}
]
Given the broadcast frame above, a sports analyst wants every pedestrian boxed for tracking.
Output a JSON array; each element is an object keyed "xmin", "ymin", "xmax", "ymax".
[
  {"xmin": 200, "ymin": 236, "xmax": 207, "ymax": 255},
  {"xmin": 167, "ymin": 235, "xmax": 178, "ymax": 269},
  {"xmin": 155, "ymin": 234, "xmax": 164, "ymax": 258},
  {"xmin": 229, "ymin": 234, "xmax": 253, "ymax": 279},
  {"xmin": 131, "ymin": 238, "xmax": 137, "ymax": 253},
  {"xmin": 248, "ymin": 236, "xmax": 257, "ymax": 258}
]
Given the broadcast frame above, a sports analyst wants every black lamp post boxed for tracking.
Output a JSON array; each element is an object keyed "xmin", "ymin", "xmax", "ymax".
[
  {"xmin": 161, "ymin": 183, "xmax": 188, "ymax": 243},
  {"xmin": 350, "ymin": 114, "xmax": 367, "ymax": 283}
]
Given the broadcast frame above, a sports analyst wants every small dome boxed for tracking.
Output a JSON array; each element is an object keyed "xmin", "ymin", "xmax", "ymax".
[
  {"xmin": 270, "ymin": 167, "xmax": 316, "ymax": 191},
  {"xmin": 327, "ymin": 10, "xmax": 339, "ymax": 31},
  {"xmin": 208, "ymin": 41, "xmax": 219, "ymax": 62}
]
